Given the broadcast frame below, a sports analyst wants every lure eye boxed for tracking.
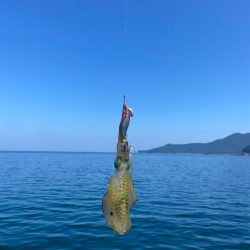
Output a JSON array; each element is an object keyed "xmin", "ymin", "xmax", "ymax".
[{"xmin": 110, "ymin": 212, "xmax": 113, "ymax": 216}]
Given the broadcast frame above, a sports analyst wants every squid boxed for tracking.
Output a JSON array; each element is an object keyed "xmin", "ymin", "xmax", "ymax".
[{"xmin": 102, "ymin": 96, "xmax": 137, "ymax": 235}]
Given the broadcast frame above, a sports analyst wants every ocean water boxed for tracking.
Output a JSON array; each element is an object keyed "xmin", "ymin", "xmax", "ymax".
[{"xmin": 0, "ymin": 152, "xmax": 250, "ymax": 250}]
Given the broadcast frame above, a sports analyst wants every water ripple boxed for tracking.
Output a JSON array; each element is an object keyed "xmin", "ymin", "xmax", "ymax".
[{"xmin": 0, "ymin": 152, "xmax": 250, "ymax": 249}]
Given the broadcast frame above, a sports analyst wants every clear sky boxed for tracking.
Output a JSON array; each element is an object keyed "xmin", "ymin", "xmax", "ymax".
[{"xmin": 0, "ymin": 0, "xmax": 250, "ymax": 152}]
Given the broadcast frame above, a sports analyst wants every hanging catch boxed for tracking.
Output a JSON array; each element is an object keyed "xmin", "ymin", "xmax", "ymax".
[{"xmin": 102, "ymin": 96, "xmax": 137, "ymax": 235}]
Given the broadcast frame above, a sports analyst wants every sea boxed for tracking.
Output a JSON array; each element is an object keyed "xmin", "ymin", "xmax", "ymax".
[{"xmin": 0, "ymin": 152, "xmax": 250, "ymax": 250}]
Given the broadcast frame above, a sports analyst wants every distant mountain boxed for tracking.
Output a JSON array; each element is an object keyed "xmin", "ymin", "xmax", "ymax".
[
  {"xmin": 242, "ymin": 145, "xmax": 250, "ymax": 154},
  {"xmin": 139, "ymin": 133, "xmax": 250, "ymax": 155}
]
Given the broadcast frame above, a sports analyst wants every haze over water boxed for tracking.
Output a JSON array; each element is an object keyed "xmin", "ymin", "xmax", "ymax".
[{"xmin": 0, "ymin": 152, "xmax": 250, "ymax": 249}]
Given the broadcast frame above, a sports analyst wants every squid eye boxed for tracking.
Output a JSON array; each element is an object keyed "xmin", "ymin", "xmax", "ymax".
[{"xmin": 110, "ymin": 212, "xmax": 113, "ymax": 216}]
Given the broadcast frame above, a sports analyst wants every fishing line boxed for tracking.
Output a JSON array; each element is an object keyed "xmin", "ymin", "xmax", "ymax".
[{"xmin": 123, "ymin": 0, "xmax": 128, "ymax": 83}]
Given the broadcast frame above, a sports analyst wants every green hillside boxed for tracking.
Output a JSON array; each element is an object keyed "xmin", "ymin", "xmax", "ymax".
[{"xmin": 140, "ymin": 133, "xmax": 250, "ymax": 155}]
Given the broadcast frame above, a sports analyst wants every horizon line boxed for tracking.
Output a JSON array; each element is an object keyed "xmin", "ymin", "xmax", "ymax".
[{"xmin": 0, "ymin": 150, "xmax": 117, "ymax": 154}]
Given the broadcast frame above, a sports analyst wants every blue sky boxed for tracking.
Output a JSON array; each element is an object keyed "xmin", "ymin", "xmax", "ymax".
[{"xmin": 0, "ymin": 0, "xmax": 250, "ymax": 152}]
